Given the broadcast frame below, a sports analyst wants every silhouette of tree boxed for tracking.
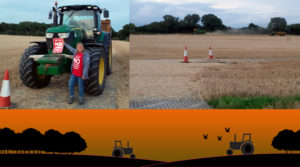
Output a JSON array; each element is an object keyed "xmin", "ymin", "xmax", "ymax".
[
  {"xmin": 0, "ymin": 128, "xmax": 16, "ymax": 154},
  {"xmin": 63, "ymin": 132, "xmax": 87, "ymax": 154},
  {"xmin": 44, "ymin": 129, "xmax": 64, "ymax": 154},
  {"xmin": 272, "ymin": 129, "xmax": 300, "ymax": 153},
  {"xmin": 13, "ymin": 133, "xmax": 23, "ymax": 154},
  {"xmin": 21, "ymin": 128, "xmax": 43, "ymax": 154}
]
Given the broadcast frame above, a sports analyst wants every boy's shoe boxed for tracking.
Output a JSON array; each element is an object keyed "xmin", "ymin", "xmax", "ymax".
[
  {"xmin": 78, "ymin": 97, "xmax": 84, "ymax": 105},
  {"xmin": 68, "ymin": 97, "xmax": 75, "ymax": 104}
]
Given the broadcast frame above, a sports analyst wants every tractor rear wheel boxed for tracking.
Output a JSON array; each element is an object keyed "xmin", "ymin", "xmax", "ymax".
[
  {"xmin": 241, "ymin": 142, "xmax": 254, "ymax": 154},
  {"xmin": 19, "ymin": 45, "xmax": 51, "ymax": 88},
  {"xmin": 112, "ymin": 148, "xmax": 124, "ymax": 157},
  {"xmin": 85, "ymin": 47, "xmax": 107, "ymax": 96}
]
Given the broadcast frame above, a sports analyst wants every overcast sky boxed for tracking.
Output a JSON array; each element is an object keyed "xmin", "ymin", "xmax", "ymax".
[
  {"xmin": 131, "ymin": 0, "xmax": 300, "ymax": 28},
  {"xmin": 0, "ymin": 0, "xmax": 129, "ymax": 31}
]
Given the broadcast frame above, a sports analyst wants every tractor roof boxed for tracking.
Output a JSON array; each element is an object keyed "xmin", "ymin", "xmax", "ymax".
[{"xmin": 58, "ymin": 5, "xmax": 102, "ymax": 13}]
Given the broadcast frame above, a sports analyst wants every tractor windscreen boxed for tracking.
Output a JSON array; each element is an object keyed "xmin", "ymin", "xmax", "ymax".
[{"xmin": 62, "ymin": 10, "xmax": 95, "ymax": 38}]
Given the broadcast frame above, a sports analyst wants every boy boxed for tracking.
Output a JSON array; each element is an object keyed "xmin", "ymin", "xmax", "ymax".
[{"xmin": 64, "ymin": 42, "xmax": 90, "ymax": 105}]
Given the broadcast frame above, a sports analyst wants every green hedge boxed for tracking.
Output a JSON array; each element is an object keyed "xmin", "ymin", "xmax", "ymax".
[{"xmin": 208, "ymin": 96, "xmax": 300, "ymax": 109}]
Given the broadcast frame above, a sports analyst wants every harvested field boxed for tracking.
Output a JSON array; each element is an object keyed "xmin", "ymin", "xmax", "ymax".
[
  {"xmin": 0, "ymin": 35, "xmax": 129, "ymax": 109},
  {"xmin": 130, "ymin": 34, "xmax": 300, "ymax": 108},
  {"xmin": 131, "ymin": 34, "xmax": 300, "ymax": 60}
]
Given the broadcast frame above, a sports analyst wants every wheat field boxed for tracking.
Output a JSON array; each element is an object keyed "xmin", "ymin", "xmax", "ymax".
[{"xmin": 130, "ymin": 34, "xmax": 300, "ymax": 102}]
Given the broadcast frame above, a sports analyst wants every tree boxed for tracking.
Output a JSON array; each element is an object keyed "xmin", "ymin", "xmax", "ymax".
[
  {"xmin": 63, "ymin": 132, "xmax": 87, "ymax": 154},
  {"xmin": 267, "ymin": 17, "xmax": 287, "ymax": 32},
  {"xmin": 272, "ymin": 129, "xmax": 300, "ymax": 153},
  {"xmin": 162, "ymin": 15, "xmax": 180, "ymax": 33},
  {"xmin": 0, "ymin": 128, "xmax": 16, "ymax": 154},
  {"xmin": 184, "ymin": 14, "xmax": 200, "ymax": 26},
  {"xmin": 248, "ymin": 23, "xmax": 259, "ymax": 29},
  {"xmin": 118, "ymin": 23, "xmax": 136, "ymax": 40},
  {"xmin": 201, "ymin": 14, "xmax": 225, "ymax": 31},
  {"xmin": 183, "ymin": 14, "xmax": 201, "ymax": 32},
  {"xmin": 21, "ymin": 128, "xmax": 43, "ymax": 154},
  {"xmin": 44, "ymin": 129, "xmax": 63, "ymax": 154}
]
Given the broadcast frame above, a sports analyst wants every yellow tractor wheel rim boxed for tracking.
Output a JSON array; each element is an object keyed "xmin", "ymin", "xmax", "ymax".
[
  {"xmin": 109, "ymin": 45, "xmax": 112, "ymax": 67},
  {"xmin": 98, "ymin": 57, "xmax": 105, "ymax": 85}
]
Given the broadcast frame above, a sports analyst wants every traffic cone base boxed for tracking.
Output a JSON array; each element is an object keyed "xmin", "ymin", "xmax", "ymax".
[{"xmin": 0, "ymin": 97, "xmax": 11, "ymax": 108}]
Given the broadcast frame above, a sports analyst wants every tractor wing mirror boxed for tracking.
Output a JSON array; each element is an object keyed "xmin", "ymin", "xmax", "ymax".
[
  {"xmin": 93, "ymin": 28, "xmax": 101, "ymax": 35},
  {"xmin": 49, "ymin": 11, "xmax": 53, "ymax": 20},
  {"xmin": 104, "ymin": 10, "xmax": 109, "ymax": 18}
]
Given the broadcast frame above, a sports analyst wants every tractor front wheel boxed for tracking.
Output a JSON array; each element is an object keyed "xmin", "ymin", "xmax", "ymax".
[
  {"xmin": 85, "ymin": 47, "xmax": 107, "ymax": 96},
  {"xmin": 226, "ymin": 149, "xmax": 233, "ymax": 155},
  {"xmin": 19, "ymin": 45, "xmax": 51, "ymax": 88},
  {"xmin": 130, "ymin": 154, "xmax": 136, "ymax": 159}
]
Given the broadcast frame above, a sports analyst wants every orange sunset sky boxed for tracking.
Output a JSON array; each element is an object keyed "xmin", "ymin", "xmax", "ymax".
[{"xmin": 0, "ymin": 109, "xmax": 299, "ymax": 162}]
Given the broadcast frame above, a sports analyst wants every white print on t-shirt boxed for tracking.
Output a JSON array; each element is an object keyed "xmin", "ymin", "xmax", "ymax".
[{"xmin": 73, "ymin": 55, "xmax": 81, "ymax": 70}]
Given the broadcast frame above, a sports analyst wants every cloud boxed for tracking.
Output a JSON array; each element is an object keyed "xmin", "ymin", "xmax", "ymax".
[{"xmin": 131, "ymin": 0, "xmax": 300, "ymax": 28}]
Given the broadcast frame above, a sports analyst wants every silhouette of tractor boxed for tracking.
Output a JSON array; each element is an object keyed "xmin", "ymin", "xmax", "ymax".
[
  {"xmin": 227, "ymin": 133, "xmax": 254, "ymax": 155},
  {"xmin": 112, "ymin": 140, "xmax": 135, "ymax": 158}
]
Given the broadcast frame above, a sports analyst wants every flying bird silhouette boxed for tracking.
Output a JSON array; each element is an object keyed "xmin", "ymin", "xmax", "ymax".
[
  {"xmin": 217, "ymin": 136, "xmax": 222, "ymax": 141},
  {"xmin": 225, "ymin": 127, "xmax": 230, "ymax": 133},
  {"xmin": 203, "ymin": 134, "xmax": 208, "ymax": 140}
]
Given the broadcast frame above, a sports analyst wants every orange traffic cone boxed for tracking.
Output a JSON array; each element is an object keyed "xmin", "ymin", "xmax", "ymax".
[
  {"xmin": 209, "ymin": 46, "xmax": 213, "ymax": 59},
  {"xmin": 182, "ymin": 46, "xmax": 189, "ymax": 63},
  {"xmin": 0, "ymin": 70, "xmax": 12, "ymax": 108}
]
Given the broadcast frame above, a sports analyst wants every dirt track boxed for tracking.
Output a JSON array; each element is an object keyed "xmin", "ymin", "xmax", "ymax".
[
  {"xmin": 0, "ymin": 35, "xmax": 129, "ymax": 109},
  {"xmin": 130, "ymin": 34, "xmax": 300, "ymax": 108}
]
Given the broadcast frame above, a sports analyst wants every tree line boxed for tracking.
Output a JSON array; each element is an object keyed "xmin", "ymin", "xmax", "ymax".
[
  {"xmin": 0, "ymin": 22, "xmax": 52, "ymax": 36},
  {"xmin": 130, "ymin": 14, "xmax": 300, "ymax": 35},
  {"xmin": 0, "ymin": 21, "xmax": 130, "ymax": 40},
  {"xmin": 112, "ymin": 24, "xmax": 132, "ymax": 41},
  {"xmin": 0, "ymin": 128, "xmax": 87, "ymax": 154}
]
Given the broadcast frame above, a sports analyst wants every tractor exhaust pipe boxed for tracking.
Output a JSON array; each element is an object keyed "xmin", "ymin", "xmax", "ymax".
[{"xmin": 53, "ymin": 1, "xmax": 58, "ymax": 26}]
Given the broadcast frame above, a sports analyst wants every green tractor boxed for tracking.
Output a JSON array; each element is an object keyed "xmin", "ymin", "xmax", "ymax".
[{"xmin": 19, "ymin": 2, "xmax": 113, "ymax": 96}]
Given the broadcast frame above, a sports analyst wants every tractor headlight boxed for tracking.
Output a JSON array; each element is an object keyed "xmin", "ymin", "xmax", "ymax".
[
  {"xmin": 58, "ymin": 33, "xmax": 70, "ymax": 38},
  {"xmin": 46, "ymin": 33, "xmax": 53, "ymax": 38}
]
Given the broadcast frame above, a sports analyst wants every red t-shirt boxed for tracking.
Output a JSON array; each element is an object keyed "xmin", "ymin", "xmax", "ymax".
[{"xmin": 72, "ymin": 52, "xmax": 83, "ymax": 77}]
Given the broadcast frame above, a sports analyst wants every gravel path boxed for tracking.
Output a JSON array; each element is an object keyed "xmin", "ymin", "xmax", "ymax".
[{"xmin": 11, "ymin": 72, "xmax": 117, "ymax": 109}]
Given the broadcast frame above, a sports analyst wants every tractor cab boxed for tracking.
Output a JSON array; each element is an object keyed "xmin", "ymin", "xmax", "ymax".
[
  {"xmin": 241, "ymin": 133, "xmax": 252, "ymax": 142},
  {"xmin": 47, "ymin": 4, "xmax": 110, "ymax": 50}
]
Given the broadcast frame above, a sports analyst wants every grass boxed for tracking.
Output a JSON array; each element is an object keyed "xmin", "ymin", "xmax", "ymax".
[{"xmin": 208, "ymin": 96, "xmax": 300, "ymax": 109}]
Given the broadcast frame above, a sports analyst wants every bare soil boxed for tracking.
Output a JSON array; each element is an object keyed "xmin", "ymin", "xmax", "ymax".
[
  {"xmin": 0, "ymin": 35, "xmax": 129, "ymax": 109},
  {"xmin": 130, "ymin": 34, "xmax": 300, "ymax": 105}
]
